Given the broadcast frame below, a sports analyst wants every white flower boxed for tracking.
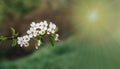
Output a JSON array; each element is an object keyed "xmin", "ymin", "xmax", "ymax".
[
  {"xmin": 17, "ymin": 35, "xmax": 30, "ymax": 47},
  {"xmin": 36, "ymin": 30, "xmax": 41, "ymax": 35},
  {"xmin": 30, "ymin": 22, "xmax": 40, "ymax": 29},
  {"xmin": 35, "ymin": 23, "xmax": 41, "ymax": 29},
  {"xmin": 39, "ymin": 21, "xmax": 48, "ymax": 31},
  {"xmin": 27, "ymin": 28, "xmax": 37, "ymax": 38},
  {"xmin": 55, "ymin": 34, "xmax": 59, "ymax": 41},
  {"xmin": 23, "ymin": 35, "xmax": 30, "ymax": 42},
  {"xmin": 47, "ymin": 22, "xmax": 56, "ymax": 34},
  {"xmin": 17, "ymin": 20, "xmax": 59, "ymax": 48},
  {"xmin": 24, "ymin": 42, "xmax": 29, "ymax": 47},
  {"xmin": 17, "ymin": 37, "xmax": 24, "ymax": 47}
]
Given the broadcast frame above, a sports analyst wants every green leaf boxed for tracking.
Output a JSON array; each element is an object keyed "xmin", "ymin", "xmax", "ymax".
[
  {"xmin": 14, "ymin": 32, "xmax": 19, "ymax": 37},
  {"xmin": 10, "ymin": 27, "xmax": 15, "ymax": 36},
  {"xmin": 49, "ymin": 36, "xmax": 55, "ymax": 46},
  {"xmin": 0, "ymin": 33, "xmax": 7, "ymax": 41},
  {"xmin": 55, "ymin": 27, "xmax": 58, "ymax": 32},
  {"xmin": 0, "ymin": 35, "xmax": 7, "ymax": 41},
  {"xmin": 10, "ymin": 27, "xmax": 18, "ymax": 37},
  {"xmin": 39, "ymin": 36, "xmax": 44, "ymax": 43},
  {"xmin": 40, "ymin": 37, "xmax": 44, "ymax": 43},
  {"xmin": 12, "ymin": 39, "xmax": 17, "ymax": 46}
]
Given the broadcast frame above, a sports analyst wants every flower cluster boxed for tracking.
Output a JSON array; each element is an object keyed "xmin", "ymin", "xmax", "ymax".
[{"xmin": 17, "ymin": 21, "xmax": 59, "ymax": 49}]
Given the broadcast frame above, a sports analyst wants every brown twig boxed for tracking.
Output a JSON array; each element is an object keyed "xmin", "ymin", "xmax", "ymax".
[{"xmin": 7, "ymin": 36, "xmax": 16, "ymax": 40}]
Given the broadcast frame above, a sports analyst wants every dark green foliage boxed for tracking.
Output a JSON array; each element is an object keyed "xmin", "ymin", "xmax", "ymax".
[
  {"xmin": 0, "ymin": 37, "xmax": 120, "ymax": 69},
  {"xmin": 39, "ymin": 36, "xmax": 44, "ymax": 44},
  {"xmin": 49, "ymin": 36, "xmax": 55, "ymax": 46},
  {"xmin": 52, "ymin": 45, "xmax": 72, "ymax": 55},
  {"xmin": 0, "ymin": 0, "xmax": 41, "ymax": 22}
]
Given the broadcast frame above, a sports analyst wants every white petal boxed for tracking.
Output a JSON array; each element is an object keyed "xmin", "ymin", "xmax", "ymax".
[
  {"xmin": 44, "ymin": 21, "xmax": 48, "ymax": 26},
  {"xmin": 29, "ymin": 34, "xmax": 33, "ymax": 38},
  {"xmin": 44, "ymin": 27, "xmax": 47, "ymax": 30},
  {"xmin": 24, "ymin": 42, "xmax": 29, "ymax": 47},
  {"xmin": 47, "ymin": 28, "xmax": 52, "ymax": 32},
  {"xmin": 56, "ymin": 34, "xmax": 59, "ymax": 37},
  {"xmin": 36, "ymin": 23, "xmax": 40, "ymax": 28},
  {"xmin": 51, "ymin": 30, "xmax": 55, "ymax": 33},
  {"xmin": 35, "ymin": 46, "xmax": 38, "ymax": 49},
  {"xmin": 20, "ymin": 44, "xmax": 23, "ymax": 47},
  {"xmin": 55, "ymin": 34, "xmax": 59, "ymax": 41},
  {"xmin": 49, "ymin": 22, "xmax": 53, "ymax": 28},
  {"xmin": 47, "ymin": 32, "xmax": 50, "ymax": 35},
  {"xmin": 40, "ymin": 22, "xmax": 43, "ymax": 25},
  {"xmin": 52, "ymin": 24, "xmax": 56, "ymax": 29},
  {"xmin": 40, "ymin": 26, "xmax": 44, "ymax": 30},
  {"xmin": 17, "ymin": 41, "xmax": 21, "ymax": 44},
  {"xmin": 33, "ymin": 33, "xmax": 37, "ymax": 37},
  {"xmin": 30, "ymin": 22, "xmax": 36, "ymax": 27},
  {"xmin": 27, "ymin": 30, "xmax": 31, "ymax": 34},
  {"xmin": 37, "ymin": 40, "xmax": 41, "ymax": 46}
]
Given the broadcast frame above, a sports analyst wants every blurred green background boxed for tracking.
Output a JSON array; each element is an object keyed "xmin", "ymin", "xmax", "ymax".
[{"xmin": 0, "ymin": 0, "xmax": 120, "ymax": 69}]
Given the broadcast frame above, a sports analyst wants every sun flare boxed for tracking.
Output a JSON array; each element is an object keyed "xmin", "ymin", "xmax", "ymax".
[
  {"xmin": 88, "ymin": 11, "xmax": 98, "ymax": 21},
  {"xmin": 73, "ymin": 2, "xmax": 115, "ymax": 40}
]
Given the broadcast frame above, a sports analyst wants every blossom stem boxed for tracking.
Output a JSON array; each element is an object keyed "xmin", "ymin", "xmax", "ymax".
[{"xmin": 7, "ymin": 36, "xmax": 16, "ymax": 40}]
